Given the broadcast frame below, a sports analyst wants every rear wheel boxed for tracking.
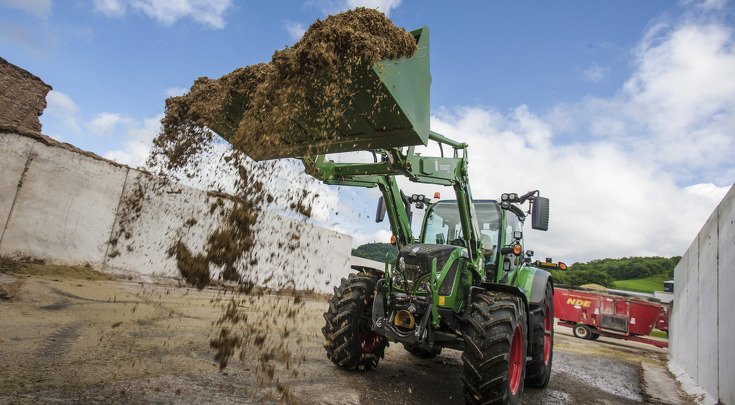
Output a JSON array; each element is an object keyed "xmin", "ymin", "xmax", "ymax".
[
  {"xmin": 572, "ymin": 324, "xmax": 592, "ymax": 340},
  {"xmin": 462, "ymin": 291, "xmax": 527, "ymax": 405},
  {"xmin": 322, "ymin": 272, "xmax": 388, "ymax": 371},
  {"xmin": 590, "ymin": 333, "xmax": 600, "ymax": 340},
  {"xmin": 404, "ymin": 344, "xmax": 442, "ymax": 359},
  {"xmin": 525, "ymin": 282, "xmax": 554, "ymax": 388}
]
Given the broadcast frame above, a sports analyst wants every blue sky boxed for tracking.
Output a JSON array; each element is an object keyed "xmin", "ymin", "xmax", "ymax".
[{"xmin": 2, "ymin": 0, "xmax": 734, "ymax": 263}]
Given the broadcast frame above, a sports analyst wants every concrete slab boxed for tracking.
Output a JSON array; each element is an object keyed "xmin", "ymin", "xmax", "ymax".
[
  {"xmin": 0, "ymin": 134, "xmax": 35, "ymax": 245},
  {"xmin": 683, "ymin": 237, "xmax": 699, "ymax": 379},
  {"xmin": 104, "ymin": 171, "xmax": 352, "ymax": 292},
  {"xmin": 671, "ymin": 248, "xmax": 688, "ymax": 366},
  {"xmin": 718, "ymin": 185, "xmax": 735, "ymax": 405},
  {"xmin": 103, "ymin": 170, "xmax": 230, "ymax": 279},
  {"xmin": 0, "ymin": 139, "xmax": 128, "ymax": 264},
  {"xmin": 697, "ymin": 210, "xmax": 719, "ymax": 398}
]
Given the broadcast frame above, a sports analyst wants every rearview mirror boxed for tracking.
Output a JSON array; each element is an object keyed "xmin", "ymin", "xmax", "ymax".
[
  {"xmin": 375, "ymin": 197, "xmax": 386, "ymax": 223},
  {"xmin": 531, "ymin": 196, "xmax": 549, "ymax": 231}
]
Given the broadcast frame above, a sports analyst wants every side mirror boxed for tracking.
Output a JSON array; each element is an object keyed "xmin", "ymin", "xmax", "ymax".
[
  {"xmin": 531, "ymin": 196, "xmax": 549, "ymax": 231},
  {"xmin": 375, "ymin": 197, "xmax": 386, "ymax": 223}
]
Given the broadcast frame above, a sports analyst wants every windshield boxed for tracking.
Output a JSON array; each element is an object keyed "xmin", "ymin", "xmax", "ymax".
[{"xmin": 422, "ymin": 201, "xmax": 501, "ymax": 258}]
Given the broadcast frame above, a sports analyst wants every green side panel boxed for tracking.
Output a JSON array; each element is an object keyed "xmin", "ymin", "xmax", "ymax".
[
  {"xmin": 513, "ymin": 266, "xmax": 538, "ymax": 303},
  {"xmin": 214, "ymin": 27, "xmax": 431, "ymax": 161}
]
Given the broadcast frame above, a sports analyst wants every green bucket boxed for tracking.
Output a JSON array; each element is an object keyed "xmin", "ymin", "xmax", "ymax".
[{"xmin": 210, "ymin": 27, "xmax": 431, "ymax": 160}]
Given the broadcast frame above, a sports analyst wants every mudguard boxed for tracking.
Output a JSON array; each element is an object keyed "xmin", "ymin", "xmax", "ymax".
[{"xmin": 515, "ymin": 266, "xmax": 552, "ymax": 306}]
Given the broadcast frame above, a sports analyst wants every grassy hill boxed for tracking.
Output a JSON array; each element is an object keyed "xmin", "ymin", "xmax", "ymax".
[
  {"xmin": 352, "ymin": 242, "xmax": 397, "ymax": 263},
  {"xmin": 612, "ymin": 273, "xmax": 670, "ymax": 293},
  {"xmin": 554, "ymin": 256, "xmax": 679, "ymax": 291}
]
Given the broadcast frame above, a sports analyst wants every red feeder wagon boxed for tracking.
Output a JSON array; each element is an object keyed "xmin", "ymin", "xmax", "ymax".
[{"xmin": 554, "ymin": 286, "xmax": 669, "ymax": 348}]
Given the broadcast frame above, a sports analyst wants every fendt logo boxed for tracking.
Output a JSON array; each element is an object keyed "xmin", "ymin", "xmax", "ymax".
[
  {"xmin": 567, "ymin": 298, "xmax": 592, "ymax": 308},
  {"xmin": 434, "ymin": 161, "xmax": 451, "ymax": 172}
]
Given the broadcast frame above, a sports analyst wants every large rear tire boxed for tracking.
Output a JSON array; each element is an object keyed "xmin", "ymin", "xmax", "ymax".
[
  {"xmin": 525, "ymin": 282, "xmax": 554, "ymax": 388},
  {"xmin": 462, "ymin": 291, "xmax": 527, "ymax": 405},
  {"xmin": 322, "ymin": 272, "xmax": 388, "ymax": 371}
]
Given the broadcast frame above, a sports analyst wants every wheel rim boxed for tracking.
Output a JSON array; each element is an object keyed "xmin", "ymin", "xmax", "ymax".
[
  {"xmin": 543, "ymin": 304, "xmax": 552, "ymax": 365},
  {"xmin": 359, "ymin": 331, "xmax": 381, "ymax": 353},
  {"xmin": 577, "ymin": 326, "xmax": 587, "ymax": 338},
  {"xmin": 359, "ymin": 295, "xmax": 381, "ymax": 353},
  {"xmin": 509, "ymin": 325, "xmax": 523, "ymax": 395}
]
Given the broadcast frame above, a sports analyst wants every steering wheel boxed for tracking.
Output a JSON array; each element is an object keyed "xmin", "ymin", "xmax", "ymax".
[{"xmin": 450, "ymin": 238, "xmax": 466, "ymax": 247}]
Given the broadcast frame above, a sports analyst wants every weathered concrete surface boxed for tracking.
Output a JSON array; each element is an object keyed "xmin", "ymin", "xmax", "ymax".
[
  {"xmin": 670, "ymin": 184, "xmax": 734, "ymax": 404},
  {"xmin": 697, "ymin": 210, "xmax": 718, "ymax": 398},
  {"xmin": 0, "ymin": 135, "xmax": 128, "ymax": 265},
  {"xmin": 0, "ymin": 134, "xmax": 35, "ymax": 243},
  {"xmin": 718, "ymin": 186, "xmax": 735, "ymax": 405},
  {"xmin": 0, "ymin": 57, "xmax": 51, "ymax": 134},
  {"xmin": 0, "ymin": 132, "xmax": 352, "ymax": 292},
  {"xmin": 103, "ymin": 170, "xmax": 352, "ymax": 291},
  {"xmin": 0, "ymin": 271, "xmax": 693, "ymax": 404}
]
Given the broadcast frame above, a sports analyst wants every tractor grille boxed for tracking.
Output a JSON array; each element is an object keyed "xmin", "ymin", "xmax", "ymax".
[{"xmin": 397, "ymin": 244, "xmax": 456, "ymax": 286}]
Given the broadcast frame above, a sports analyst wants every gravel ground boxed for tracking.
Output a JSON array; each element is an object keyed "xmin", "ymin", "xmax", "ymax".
[{"xmin": 0, "ymin": 271, "xmax": 692, "ymax": 404}]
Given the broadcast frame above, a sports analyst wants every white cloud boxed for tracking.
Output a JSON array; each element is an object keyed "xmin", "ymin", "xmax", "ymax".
[
  {"xmin": 0, "ymin": 0, "xmax": 52, "ymax": 18},
  {"xmin": 44, "ymin": 90, "xmax": 81, "ymax": 136},
  {"xmin": 345, "ymin": 0, "xmax": 401, "ymax": 14},
  {"xmin": 164, "ymin": 86, "xmax": 188, "ymax": 97},
  {"xmin": 583, "ymin": 64, "xmax": 608, "ymax": 83},
  {"xmin": 88, "ymin": 112, "xmax": 131, "ymax": 135},
  {"xmin": 284, "ymin": 21, "xmax": 306, "ymax": 40},
  {"xmin": 314, "ymin": 0, "xmax": 402, "ymax": 15},
  {"xmin": 421, "ymin": 106, "xmax": 731, "ymax": 263},
  {"xmin": 103, "ymin": 113, "xmax": 162, "ymax": 167},
  {"xmin": 92, "ymin": 0, "xmax": 124, "ymax": 16},
  {"xmin": 682, "ymin": 0, "xmax": 728, "ymax": 11},
  {"xmin": 91, "ymin": 0, "xmax": 233, "ymax": 29},
  {"xmin": 549, "ymin": 19, "xmax": 735, "ymax": 184}
]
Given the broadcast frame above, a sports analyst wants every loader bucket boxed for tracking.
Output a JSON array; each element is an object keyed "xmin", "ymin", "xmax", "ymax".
[{"xmin": 210, "ymin": 26, "xmax": 431, "ymax": 160}]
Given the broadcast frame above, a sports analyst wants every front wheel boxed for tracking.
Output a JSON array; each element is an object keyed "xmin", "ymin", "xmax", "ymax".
[
  {"xmin": 462, "ymin": 291, "xmax": 527, "ymax": 405},
  {"xmin": 322, "ymin": 271, "xmax": 388, "ymax": 371},
  {"xmin": 572, "ymin": 324, "xmax": 592, "ymax": 340},
  {"xmin": 525, "ymin": 282, "xmax": 554, "ymax": 388}
]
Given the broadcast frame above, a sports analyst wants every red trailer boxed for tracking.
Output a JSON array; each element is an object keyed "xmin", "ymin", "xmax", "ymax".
[{"xmin": 554, "ymin": 286, "xmax": 668, "ymax": 348}]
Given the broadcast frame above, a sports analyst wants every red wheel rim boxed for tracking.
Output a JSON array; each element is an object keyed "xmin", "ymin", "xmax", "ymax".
[
  {"xmin": 543, "ymin": 304, "xmax": 552, "ymax": 365},
  {"xmin": 509, "ymin": 325, "xmax": 523, "ymax": 395},
  {"xmin": 359, "ymin": 331, "xmax": 381, "ymax": 353}
]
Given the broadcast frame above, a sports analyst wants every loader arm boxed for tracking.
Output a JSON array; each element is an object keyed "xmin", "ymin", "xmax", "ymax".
[{"xmin": 301, "ymin": 131, "xmax": 481, "ymax": 262}]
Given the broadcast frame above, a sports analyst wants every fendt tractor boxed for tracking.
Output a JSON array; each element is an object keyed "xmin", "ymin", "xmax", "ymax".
[{"xmin": 208, "ymin": 26, "xmax": 555, "ymax": 404}]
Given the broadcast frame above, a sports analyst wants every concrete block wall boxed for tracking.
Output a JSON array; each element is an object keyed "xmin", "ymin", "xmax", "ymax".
[
  {"xmin": 670, "ymin": 184, "xmax": 735, "ymax": 404},
  {"xmin": 0, "ymin": 132, "xmax": 352, "ymax": 292}
]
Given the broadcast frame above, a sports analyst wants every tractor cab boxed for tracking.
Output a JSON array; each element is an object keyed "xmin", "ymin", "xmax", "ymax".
[
  {"xmin": 420, "ymin": 199, "xmax": 502, "ymax": 268},
  {"xmin": 418, "ymin": 198, "xmax": 543, "ymax": 285}
]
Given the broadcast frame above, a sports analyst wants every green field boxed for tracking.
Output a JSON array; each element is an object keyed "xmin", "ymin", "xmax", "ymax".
[{"xmin": 613, "ymin": 273, "xmax": 669, "ymax": 293}]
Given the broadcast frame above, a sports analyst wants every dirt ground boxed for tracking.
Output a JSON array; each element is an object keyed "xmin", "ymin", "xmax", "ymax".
[{"xmin": 0, "ymin": 270, "xmax": 692, "ymax": 404}]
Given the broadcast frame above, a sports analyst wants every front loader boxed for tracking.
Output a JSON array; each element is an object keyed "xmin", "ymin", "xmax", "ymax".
[{"xmin": 205, "ymin": 26, "xmax": 555, "ymax": 405}]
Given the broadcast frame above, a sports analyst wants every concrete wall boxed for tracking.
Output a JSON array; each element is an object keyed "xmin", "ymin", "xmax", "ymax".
[
  {"xmin": 0, "ymin": 132, "xmax": 352, "ymax": 292},
  {"xmin": 670, "ymin": 185, "xmax": 735, "ymax": 404}
]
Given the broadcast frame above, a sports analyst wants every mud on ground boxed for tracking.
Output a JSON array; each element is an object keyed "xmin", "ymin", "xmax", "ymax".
[{"xmin": 0, "ymin": 269, "xmax": 693, "ymax": 404}]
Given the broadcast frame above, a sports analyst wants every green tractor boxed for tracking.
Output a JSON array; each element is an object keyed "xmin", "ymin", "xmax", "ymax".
[{"xmin": 208, "ymin": 25, "xmax": 555, "ymax": 404}]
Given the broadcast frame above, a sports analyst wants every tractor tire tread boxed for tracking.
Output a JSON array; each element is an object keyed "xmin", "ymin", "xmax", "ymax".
[{"xmin": 462, "ymin": 291, "xmax": 527, "ymax": 405}]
